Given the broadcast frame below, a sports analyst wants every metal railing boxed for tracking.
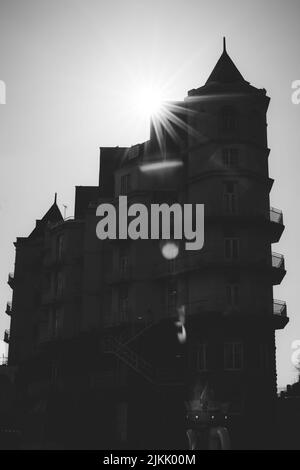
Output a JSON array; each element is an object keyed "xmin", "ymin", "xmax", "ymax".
[
  {"xmin": 8, "ymin": 272, "xmax": 14, "ymax": 287},
  {"xmin": 4, "ymin": 330, "xmax": 10, "ymax": 343},
  {"xmin": 273, "ymin": 300, "xmax": 287, "ymax": 317},
  {"xmin": 5, "ymin": 301, "xmax": 12, "ymax": 315},
  {"xmin": 155, "ymin": 251, "xmax": 285, "ymax": 277},
  {"xmin": 270, "ymin": 207, "xmax": 283, "ymax": 225},
  {"xmin": 0, "ymin": 356, "xmax": 8, "ymax": 366},
  {"xmin": 103, "ymin": 336, "xmax": 154, "ymax": 382},
  {"xmin": 272, "ymin": 252, "xmax": 285, "ymax": 270},
  {"xmin": 117, "ymin": 320, "xmax": 156, "ymax": 345}
]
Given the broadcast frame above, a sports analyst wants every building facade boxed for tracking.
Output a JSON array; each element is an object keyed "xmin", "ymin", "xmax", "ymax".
[{"xmin": 5, "ymin": 41, "xmax": 288, "ymax": 449}]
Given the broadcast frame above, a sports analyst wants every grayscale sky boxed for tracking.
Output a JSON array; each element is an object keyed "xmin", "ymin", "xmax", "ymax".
[{"xmin": 0, "ymin": 0, "xmax": 299, "ymax": 388}]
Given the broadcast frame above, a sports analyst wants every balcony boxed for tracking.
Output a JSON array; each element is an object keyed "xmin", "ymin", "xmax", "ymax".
[
  {"xmin": 269, "ymin": 207, "xmax": 284, "ymax": 243},
  {"xmin": 273, "ymin": 300, "xmax": 287, "ymax": 317},
  {"xmin": 0, "ymin": 357, "xmax": 8, "ymax": 366},
  {"xmin": 155, "ymin": 255, "xmax": 195, "ymax": 278},
  {"xmin": 4, "ymin": 330, "xmax": 10, "ymax": 343},
  {"xmin": 155, "ymin": 251, "xmax": 286, "ymax": 283},
  {"xmin": 206, "ymin": 207, "xmax": 284, "ymax": 243},
  {"xmin": 272, "ymin": 252, "xmax": 285, "ymax": 269},
  {"xmin": 5, "ymin": 302, "xmax": 12, "ymax": 316},
  {"xmin": 7, "ymin": 272, "xmax": 14, "ymax": 288},
  {"xmin": 271, "ymin": 252, "xmax": 286, "ymax": 284},
  {"xmin": 273, "ymin": 300, "xmax": 288, "ymax": 329},
  {"xmin": 270, "ymin": 207, "xmax": 283, "ymax": 225}
]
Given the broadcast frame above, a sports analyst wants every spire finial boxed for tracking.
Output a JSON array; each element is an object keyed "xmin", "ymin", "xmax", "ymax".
[
  {"xmin": 223, "ymin": 36, "xmax": 226, "ymax": 53},
  {"xmin": 54, "ymin": 192, "xmax": 57, "ymax": 204}
]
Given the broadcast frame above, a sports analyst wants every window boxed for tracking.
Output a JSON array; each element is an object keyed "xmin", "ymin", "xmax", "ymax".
[
  {"xmin": 220, "ymin": 106, "xmax": 237, "ymax": 132},
  {"xmin": 48, "ymin": 308, "xmax": 64, "ymax": 339},
  {"xmin": 167, "ymin": 258, "xmax": 177, "ymax": 274},
  {"xmin": 120, "ymin": 174, "xmax": 131, "ymax": 194},
  {"xmin": 51, "ymin": 361, "xmax": 59, "ymax": 384},
  {"xmin": 223, "ymin": 181, "xmax": 238, "ymax": 214},
  {"xmin": 54, "ymin": 308, "xmax": 64, "ymax": 337},
  {"xmin": 224, "ymin": 342, "xmax": 243, "ymax": 370},
  {"xmin": 119, "ymin": 285, "xmax": 129, "ymax": 321},
  {"xmin": 223, "ymin": 148, "xmax": 239, "ymax": 168},
  {"xmin": 166, "ymin": 280, "xmax": 177, "ymax": 315},
  {"xmin": 196, "ymin": 343, "xmax": 207, "ymax": 371},
  {"xmin": 56, "ymin": 271, "xmax": 65, "ymax": 297},
  {"xmin": 226, "ymin": 284, "xmax": 239, "ymax": 308},
  {"xmin": 119, "ymin": 245, "xmax": 130, "ymax": 277},
  {"xmin": 224, "ymin": 237, "xmax": 239, "ymax": 260},
  {"xmin": 56, "ymin": 234, "xmax": 64, "ymax": 260}
]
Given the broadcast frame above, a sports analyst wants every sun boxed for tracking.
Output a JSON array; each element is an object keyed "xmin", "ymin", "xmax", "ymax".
[{"xmin": 134, "ymin": 84, "xmax": 164, "ymax": 119}]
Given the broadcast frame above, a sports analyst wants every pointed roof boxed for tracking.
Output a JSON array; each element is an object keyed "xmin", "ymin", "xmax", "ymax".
[
  {"xmin": 205, "ymin": 37, "xmax": 246, "ymax": 85},
  {"xmin": 28, "ymin": 193, "xmax": 63, "ymax": 239},
  {"xmin": 187, "ymin": 38, "xmax": 267, "ymax": 97}
]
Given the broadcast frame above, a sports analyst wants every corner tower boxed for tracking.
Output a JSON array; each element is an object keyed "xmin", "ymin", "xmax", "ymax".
[{"xmin": 182, "ymin": 38, "xmax": 287, "ymax": 449}]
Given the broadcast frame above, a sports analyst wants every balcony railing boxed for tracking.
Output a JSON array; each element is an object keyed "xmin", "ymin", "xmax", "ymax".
[
  {"xmin": 4, "ymin": 330, "xmax": 10, "ymax": 343},
  {"xmin": 270, "ymin": 207, "xmax": 283, "ymax": 225},
  {"xmin": 273, "ymin": 300, "xmax": 287, "ymax": 317},
  {"xmin": 7, "ymin": 272, "xmax": 14, "ymax": 288},
  {"xmin": 0, "ymin": 357, "xmax": 8, "ymax": 366},
  {"xmin": 272, "ymin": 252, "xmax": 285, "ymax": 270},
  {"xmin": 155, "ymin": 251, "xmax": 286, "ymax": 278},
  {"xmin": 5, "ymin": 301, "xmax": 12, "ymax": 316}
]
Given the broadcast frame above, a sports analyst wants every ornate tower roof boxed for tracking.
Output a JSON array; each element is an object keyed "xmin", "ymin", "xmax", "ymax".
[
  {"xmin": 205, "ymin": 37, "xmax": 246, "ymax": 85},
  {"xmin": 187, "ymin": 38, "xmax": 266, "ymax": 97},
  {"xmin": 28, "ymin": 193, "xmax": 63, "ymax": 239}
]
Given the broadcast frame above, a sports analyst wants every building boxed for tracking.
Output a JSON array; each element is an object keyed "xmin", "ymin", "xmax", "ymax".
[
  {"xmin": 277, "ymin": 378, "xmax": 300, "ymax": 449},
  {"xmin": 5, "ymin": 40, "xmax": 288, "ymax": 449}
]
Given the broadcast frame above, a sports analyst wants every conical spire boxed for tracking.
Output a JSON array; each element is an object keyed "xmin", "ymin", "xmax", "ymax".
[
  {"xmin": 223, "ymin": 36, "xmax": 226, "ymax": 53},
  {"xmin": 205, "ymin": 37, "xmax": 245, "ymax": 85},
  {"xmin": 187, "ymin": 38, "xmax": 266, "ymax": 97},
  {"xmin": 28, "ymin": 195, "xmax": 63, "ymax": 239}
]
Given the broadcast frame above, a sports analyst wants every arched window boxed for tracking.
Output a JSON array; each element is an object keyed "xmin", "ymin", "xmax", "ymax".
[{"xmin": 220, "ymin": 106, "xmax": 237, "ymax": 132}]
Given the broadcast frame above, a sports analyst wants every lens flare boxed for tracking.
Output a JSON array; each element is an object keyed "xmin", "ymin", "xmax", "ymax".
[
  {"xmin": 140, "ymin": 160, "xmax": 183, "ymax": 172},
  {"xmin": 161, "ymin": 241, "xmax": 179, "ymax": 260},
  {"xmin": 175, "ymin": 305, "xmax": 186, "ymax": 344},
  {"xmin": 135, "ymin": 84, "xmax": 163, "ymax": 119}
]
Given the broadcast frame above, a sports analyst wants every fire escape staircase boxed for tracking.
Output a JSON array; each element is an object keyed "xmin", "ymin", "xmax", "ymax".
[
  {"xmin": 103, "ymin": 321, "xmax": 182, "ymax": 386},
  {"xmin": 103, "ymin": 336, "xmax": 154, "ymax": 383}
]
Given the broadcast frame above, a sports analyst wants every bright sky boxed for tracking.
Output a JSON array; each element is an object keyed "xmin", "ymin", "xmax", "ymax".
[{"xmin": 0, "ymin": 0, "xmax": 299, "ymax": 388}]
